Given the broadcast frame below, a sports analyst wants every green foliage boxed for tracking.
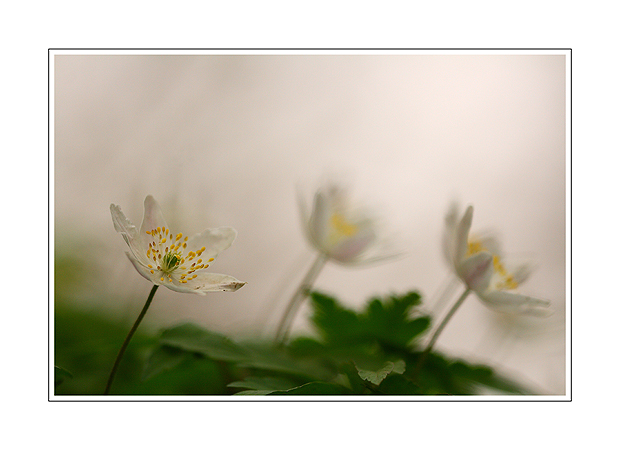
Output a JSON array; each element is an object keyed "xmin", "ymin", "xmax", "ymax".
[
  {"xmin": 310, "ymin": 291, "xmax": 431, "ymax": 350},
  {"xmin": 356, "ymin": 360, "xmax": 406, "ymax": 385},
  {"xmin": 143, "ymin": 290, "xmax": 533, "ymax": 396},
  {"xmin": 54, "ymin": 287, "xmax": 534, "ymax": 396},
  {"xmin": 142, "ymin": 345, "xmax": 189, "ymax": 381},
  {"xmin": 234, "ymin": 381, "xmax": 353, "ymax": 396},
  {"xmin": 54, "ymin": 301, "xmax": 229, "ymax": 395}
]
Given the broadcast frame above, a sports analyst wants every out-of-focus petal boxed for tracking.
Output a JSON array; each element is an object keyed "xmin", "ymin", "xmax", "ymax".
[
  {"xmin": 455, "ymin": 205, "xmax": 474, "ymax": 264},
  {"xmin": 457, "ymin": 251, "xmax": 493, "ymax": 292},
  {"xmin": 309, "ymin": 189, "xmax": 330, "ymax": 248},
  {"xmin": 478, "ymin": 290, "xmax": 551, "ymax": 316},
  {"xmin": 505, "ymin": 260, "xmax": 537, "ymax": 284},
  {"xmin": 444, "ymin": 202, "xmax": 459, "ymax": 232},
  {"xmin": 330, "ymin": 227, "xmax": 377, "ymax": 263},
  {"xmin": 475, "ymin": 233, "xmax": 502, "ymax": 257},
  {"xmin": 297, "ymin": 188, "xmax": 312, "ymax": 242}
]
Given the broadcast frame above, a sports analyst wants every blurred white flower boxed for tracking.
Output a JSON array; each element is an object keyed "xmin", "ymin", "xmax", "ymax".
[
  {"xmin": 110, "ymin": 195, "xmax": 246, "ymax": 295},
  {"xmin": 298, "ymin": 182, "xmax": 395, "ymax": 265},
  {"xmin": 444, "ymin": 203, "xmax": 550, "ymax": 316}
]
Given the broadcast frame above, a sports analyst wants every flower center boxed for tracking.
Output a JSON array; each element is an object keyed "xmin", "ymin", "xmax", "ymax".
[
  {"xmin": 467, "ymin": 239, "xmax": 518, "ymax": 291},
  {"xmin": 161, "ymin": 251, "xmax": 182, "ymax": 273},
  {"xmin": 330, "ymin": 213, "xmax": 358, "ymax": 237},
  {"xmin": 144, "ymin": 226, "xmax": 215, "ymax": 284}
]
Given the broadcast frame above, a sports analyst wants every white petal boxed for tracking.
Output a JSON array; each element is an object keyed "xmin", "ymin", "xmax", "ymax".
[
  {"xmin": 110, "ymin": 204, "xmax": 138, "ymax": 240},
  {"xmin": 504, "ymin": 259, "xmax": 537, "ymax": 284},
  {"xmin": 297, "ymin": 188, "xmax": 312, "ymax": 243},
  {"xmin": 457, "ymin": 251, "xmax": 493, "ymax": 292},
  {"xmin": 442, "ymin": 228, "xmax": 456, "ymax": 266},
  {"xmin": 185, "ymin": 227, "xmax": 237, "ymax": 260},
  {"xmin": 110, "ymin": 203, "xmax": 147, "ymax": 263},
  {"xmin": 308, "ymin": 189, "xmax": 330, "ymax": 249},
  {"xmin": 330, "ymin": 227, "xmax": 376, "ymax": 263},
  {"xmin": 477, "ymin": 290, "xmax": 551, "ymax": 316},
  {"xmin": 139, "ymin": 195, "xmax": 169, "ymax": 236},
  {"xmin": 443, "ymin": 202, "xmax": 460, "ymax": 264},
  {"xmin": 455, "ymin": 205, "xmax": 474, "ymax": 264},
  {"xmin": 444, "ymin": 201, "xmax": 460, "ymax": 232},
  {"xmin": 125, "ymin": 251, "xmax": 158, "ymax": 284},
  {"xmin": 473, "ymin": 232, "xmax": 502, "ymax": 257},
  {"xmin": 167, "ymin": 273, "xmax": 246, "ymax": 295}
]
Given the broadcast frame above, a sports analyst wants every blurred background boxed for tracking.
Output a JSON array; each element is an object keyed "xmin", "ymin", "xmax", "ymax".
[{"xmin": 53, "ymin": 53, "xmax": 566, "ymax": 395}]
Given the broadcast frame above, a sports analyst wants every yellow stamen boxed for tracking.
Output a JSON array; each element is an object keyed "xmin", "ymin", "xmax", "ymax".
[
  {"xmin": 330, "ymin": 213, "xmax": 357, "ymax": 237},
  {"xmin": 467, "ymin": 240, "xmax": 486, "ymax": 256}
]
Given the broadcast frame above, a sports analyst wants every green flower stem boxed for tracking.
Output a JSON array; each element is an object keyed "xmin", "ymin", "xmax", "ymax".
[
  {"xmin": 415, "ymin": 288, "xmax": 471, "ymax": 376},
  {"xmin": 104, "ymin": 284, "xmax": 159, "ymax": 395},
  {"xmin": 275, "ymin": 253, "xmax": 328, "ymax": 344}
]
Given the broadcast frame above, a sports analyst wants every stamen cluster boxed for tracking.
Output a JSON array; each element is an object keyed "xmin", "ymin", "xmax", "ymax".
[
  {"xmin": 144, "ymin": 226, "xmax": 214, "ymax": 284},
  {"xmin": 467, "ymin": 240, "xmax": 518, "ymax": 291}
]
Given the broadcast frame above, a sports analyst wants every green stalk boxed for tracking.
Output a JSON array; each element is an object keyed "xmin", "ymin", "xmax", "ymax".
[
  {"xmin": 414, "ymin": 288, "xmax": 471, "ymax": 376},
  {"xmin": 104, "ymin": 284, "xmax": 159, "ymax": 395},
  {"xmin": 275, "ymin": 253, "xmax": 328, "ymax": 344}
]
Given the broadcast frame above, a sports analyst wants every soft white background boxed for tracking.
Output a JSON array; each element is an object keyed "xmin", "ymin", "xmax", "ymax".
[
  {"xmin": 55, "ymin": 52, "xmax": 566, "ymax": 394},
  {"xmin": 4, "ymin": 0, "xmax": 616, "ymax": 448}
]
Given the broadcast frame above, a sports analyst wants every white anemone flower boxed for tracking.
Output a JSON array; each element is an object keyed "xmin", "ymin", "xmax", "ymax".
[
  {"xmin": 275, "ymin": 181, "xmax": 397, "ymax": 343},
  {"xmin": 110, "ymin": 195, "xmax": 246, "ymax": 295},
  {"xmin": 444, "ymin": 203, "xmax": 550, "ymax": 316},
  {"xmin": 298, "ymin": 182, "xmax": 394, "ymax": 265}
]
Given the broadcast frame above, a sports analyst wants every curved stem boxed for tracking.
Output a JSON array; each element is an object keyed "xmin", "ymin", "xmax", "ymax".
[
  {"xmin": 275, "ymin": 253, "xmax": 328, "ymax": 344},
  {"xmin": 104, "ymin": 284, "xmax": 159, "ymax": 395},
  {"xmin": 415, "ymin": 288, "xmax": 470, "ymax": 376}
]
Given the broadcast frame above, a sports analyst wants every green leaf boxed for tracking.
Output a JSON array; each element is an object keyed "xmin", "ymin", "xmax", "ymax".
[
  {"xmin": 449, "ymin": 361, "xmax": 532, "ymax": 394},
  {"xmin": 356, "ymin": 360, "xmax": 406, "ymax": 386},
  {"xmin": 235, "ymin": 344, "xmax": 333, "ymax": 381},
  {"xmin": 339, "ymin": 362, "xmax": 368, "ymax": 394},
  {"xmin": 232, "ymin": 381, "xmax": 351, "ymax": 396},
  {"xmin": 142, "ymin": 345, "xmax": 188, "ymax": 381},
  {"xmin": 310, "ymin": 292, "xmax": 362, "ymax": 344},
  {"xmin": 159, "ymin": 324, "xmax": 332, "ymax": 381},
  {"xmin": 228, "ymin": 377, "xmax": 300, "ymax": 391},
  {"xmin": 309, "ymin": 291, "xmax": 430, "ymax": 351},
  {"xmin": 378, "ymin": 373, "xmax": 423, "ymax": 395},
  {"xmin": 234, "ymin": 390, "xmax": 276, "ymax": 395},
  {"xmin": 267, "ymin": 381, "xmax": 352, "ymax": 395},
  {"xmin": 363, "ymin": 291, "xmax": 431, "ymax": 348},
  {"xmin": 287, "ymin": 337, "xmax": 326, "ymax": 356},
  {"xmin": 54, "ymin": 366, "xmax": 73, "ymax": 387},
  {"xmin": 159, "ymin": 323, "xmax": 250, "ymax": 362}
]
